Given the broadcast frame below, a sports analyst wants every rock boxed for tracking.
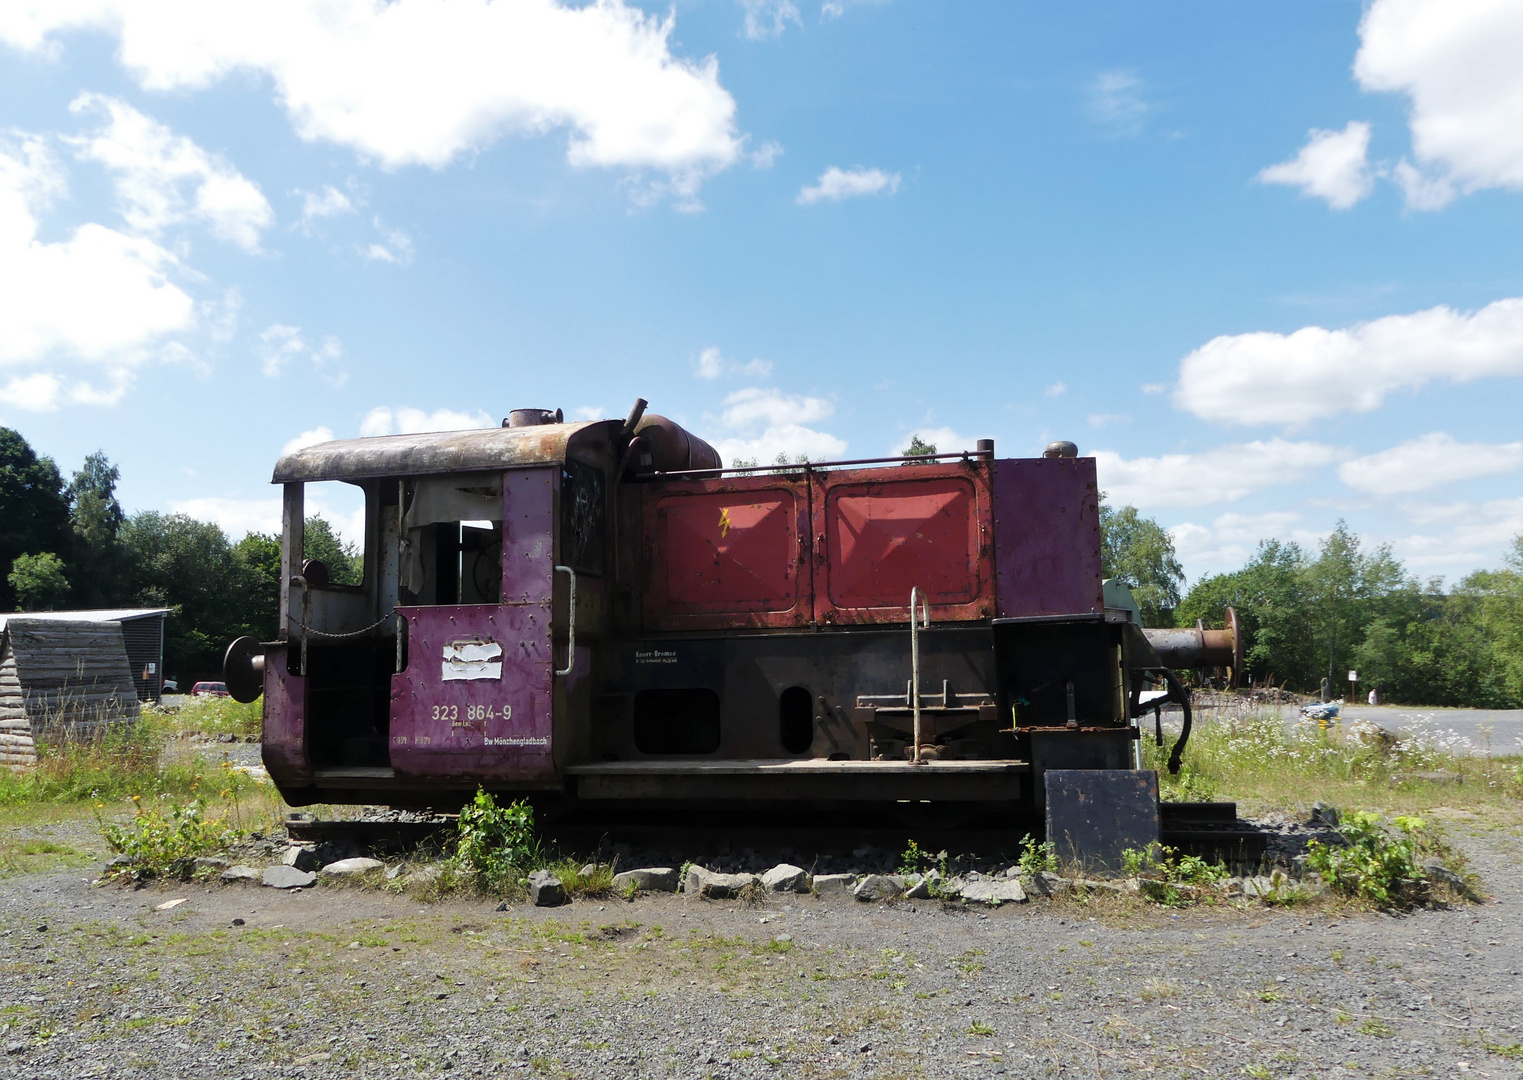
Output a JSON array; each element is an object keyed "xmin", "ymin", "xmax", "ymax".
[
  {"xmin": 1307, "ymin": 802, "xmax": 1340, "ymax": 828},
  {"xmin": 611, "ymin": 867, "xmax": 680, "ymax": 893},
  {"xmin": 104, "ymin": 855, "xmax": 134, "ymax": 870},
  {"xmin": 193, "ymin": 856, "xmax": 230, "ymax": 873},
  {"xmin": 231, "ymin": 918, "xmax": 245, "ymax": 926},
  {"xmin": 220, "ymin": 866, "xmax": 261, "ymax": 884},
  {"xmin": 280, "ymin": 846, "xmax": 321, "ymax": 872},
  {"xmin": 1423, "ymin": 862, "xmax": 1478, "ymax": 899},
  {"xmin": 578, "ymin": 863, "xmax": 598, "ymax": 879},
  {"xmin": 1071, "ymin": 878, "xmax": 1127, "ymax": 893},
  {"xmin": 5, "ymin": 1041, "xmax": 24, "ymax": 1055},
  {"xmin": 320, "ymin": 857, "xmax": 385, "ymax": 877},
  {"xmin": 960, "ymin": 879, "xmax": 1028, "ymax": 905},
  {"xmin": 1399, "ymin": 770, "xmax": 1463, "ymax": 785},
  {"xmin": 853, "ymin": 874, "xmax": 907, "ymax": 902},
  {"xmin": 1023, "ymin": 871, "xmax": 1071, "ymax": 898},
  {"xmin": 262, "ymin": 865, "xmax": 317, "ymax": 889},
  {"xmin": 683, "ymin": 865, "xmax": 759, "ymax": 899},
  {"xmin": 155, "ymin": 897, "xmax": 187, "ymax": 911},
  {"xmin": 761, "ymin": 864, "xmax": 810, "ymax": 893},
  {"xmin": 528, "ymin": 870, "xmax": 567, "ymax": 907},
  {"xmin": 1241, "ymin": 875, "xmax": 1275, "ymax": 898},
  {"xmin": 905, "ymin": 870, "xmax": 940, "ymax": 900},
  {"xmin": 811, "ymin": 873, "xmax": 855, "ymax": 895}
]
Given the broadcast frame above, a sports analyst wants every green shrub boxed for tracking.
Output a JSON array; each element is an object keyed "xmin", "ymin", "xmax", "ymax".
[
  {"xmin": 1121, "ymin": 843, "xmax": 1229, "ymax": 905},
  {"xmin": 1305, "ymin": 809, "xmax": 1447, "ymax": 908},
  {"xmin": 100, "ymin": 796, "xmax": 240, "ymax": 878},
  {"xmin": 1016, "ymin": 834, "xmax": 1058, "ymax": 875},
  {"xmin": 448, "ymin": 789, "xmax": 541, "ymax": 890},
  {"xmin": 147, "ymin": 696, "xmax": 262, "ymax": 737}
]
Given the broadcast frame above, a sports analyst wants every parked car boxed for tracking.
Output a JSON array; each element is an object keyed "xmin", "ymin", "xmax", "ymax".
[
  {"xmin": 191, "ymin": 681, "xmax": 230, "ymax": 698},
  {"xmin": 161, "ymin": 679, "xmax": 179, "ymax": 694}
]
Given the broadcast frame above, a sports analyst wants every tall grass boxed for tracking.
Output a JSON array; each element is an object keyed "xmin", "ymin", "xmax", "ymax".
[
  {"xmin": 1142, "ymin": 700, "xmax": 1523, "ymax": 815},
  {"xmin": 0, "ymin": 710, "xmax": 264, "ymax": 807},
  {"xmin": 145, "ymin": 695, "xmax": 261, "ymax": 737}
]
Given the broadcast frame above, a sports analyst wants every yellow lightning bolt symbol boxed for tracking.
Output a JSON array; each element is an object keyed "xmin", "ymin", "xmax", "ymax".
[{"xmin": 718, "ymin": 507, "xmax": 731, "ymax": 538}]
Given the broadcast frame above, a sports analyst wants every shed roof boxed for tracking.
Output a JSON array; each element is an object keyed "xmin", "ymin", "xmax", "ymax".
[
  {"xmin": 271, "ymin": 421, "xmax": 606, "ymax": 483},
  {"xmin": 0, "ymin": 608, "xmax": 171, "ymax": 633}
]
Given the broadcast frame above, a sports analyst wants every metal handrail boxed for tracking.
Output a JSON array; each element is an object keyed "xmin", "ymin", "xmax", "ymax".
[
  {"xmin": 909, "ymin": 587, "xmax": 931, "ymax": 765},
  {"xmin": 554, "ymin": 566, "xmax": 576, "ymax": 677},
  {"xmin": 642, "ymin": 447, "xmax": 994, "ymax": 479}
]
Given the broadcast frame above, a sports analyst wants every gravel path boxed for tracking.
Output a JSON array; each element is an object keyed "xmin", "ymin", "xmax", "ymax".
[{"xmin": 1, "ymin": 816, "xmax": 1520, "ymax": 1079}]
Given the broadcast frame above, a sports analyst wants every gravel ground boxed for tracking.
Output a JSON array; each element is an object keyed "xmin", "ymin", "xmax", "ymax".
[{"xmin": 2, "ymin": 815, "xmax": 1521, "ymax": 1079}]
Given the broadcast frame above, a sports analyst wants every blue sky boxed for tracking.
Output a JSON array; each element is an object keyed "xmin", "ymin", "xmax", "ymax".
[{"xmin": 0, "ymin": 0, "xmax": 1519, "ymax": 585}]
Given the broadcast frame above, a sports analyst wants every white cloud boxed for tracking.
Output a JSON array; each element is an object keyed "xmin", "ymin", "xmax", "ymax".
[
  {"xmin": 892, "ymin": 427, "xmax": 970, "ymax": 456},
  {"xmin": 0, "ymin": 370, "xmax": 133, "ymax": 412},
  {"xmin": 1044, "ymin": 382, "xmax": 1066, "ymax": 397},
  {"xmin": 1391, "ymin": 496, "xmax": 1523, "ymax": 576},
  {"xmin": 359, "ymin": 405, "xmax": 495, "ymax": 437},
  {"xmin": 281, "ymin": 426, "xmax": 335, "ymax": 456},
  {"xmin": 259, "ymin": 324, "xmax": 345, "ymax": 385},
  {"xmin": 1093, "ymin": 439, "xmax": 1341, "ymax": 509},
  {"xmin": 750, "ymin": 141, "xmax": 783, "ymax": 169},
  {"xmin": 797, "ymin": 166, "xmax": 900, "ymax": 205},
  {"xmin": 299, "ymin": 184, "xmax": 355, "ymax": 224},
  {"xmin": 1087, "ymin": 413, "xmax": 1129, "ymax": 429},
  {"xmin": 1338, "ymin": 432, "xmax": 1523, "ymax": 495},
  {"xmin": 1258, "ymin": 121, "xmax": 1375, "ymax": 210},
  {"xmin": 694, "ymin": 345, "xmax": 773, "ymax": 380},
  {"xmin": 170, "ymin": 496, "xmax": 282, "ymax": 539},
  {"xmin": 821, "ymin": 0, "xmax": 890, "ymax": 21},
  {"xmin": 363, "ymin": 225, "xmax": 413, "ymax": 265},
  {"xmin": 1168, "ymin": 510, "xmax": 1319, "ymax": 580},
  {"xmin": 571, "ymin": 405, "xmax": 605, "ymax": 421},
  {"xmin": 67, "ymin": 93, "xmax": 273, "ymax": 251},
  {"xmin": 4, "ymin": 0, "xmax": 744, "ymax": 201},
  {"xmin": 739, "ymin": 0, "xmax": 800, "ymax": 40},
  {"xmin": 1354, "ymin": 0, "xmax": 1523, "ymax": 206},
  {"xmin": 0, "ymin": 133, "xmax": 196, "ymax": 371},
  {"xmin": 1086, "ymin": 70, "xmax": 1150, "ymax": 136},
  {"xmin": 1173, "ymin": 296, "xmax": 1523, "ymax": 427},
  {"xmin": 701, "ymin": 386, "xmax": 847, "ymax": 464},
  {"xmin": 1140, "ymin": 382, "xmax": 1166, "ymax": 395}
]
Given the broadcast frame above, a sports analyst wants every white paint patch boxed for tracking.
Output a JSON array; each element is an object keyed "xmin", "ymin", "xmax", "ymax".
[{"xmin": 441, "ymin": 639, "xmax": 503, "ymax": 682}]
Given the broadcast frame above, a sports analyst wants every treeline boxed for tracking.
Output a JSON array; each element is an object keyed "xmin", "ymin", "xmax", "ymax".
[
  {"xmin": 1, "ymin": 428, "xmax": 355, "ymax": 681},
  {"xmin": 1099, "ymin": 497, "xmax": 1523, "ymax": 709}
]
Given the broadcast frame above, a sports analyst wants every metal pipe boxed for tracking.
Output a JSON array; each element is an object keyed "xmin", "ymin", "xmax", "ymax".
[
  {"xmin": 1164, "ymin": 670, "xmax": 1192, "ymax": 775},
  {"xmin": 644, "ymin": 447, "xmax": 996, "ymax": 478},
  {"xmin": 909, "ymin": 587, "xmax": 930, "ymax": 765},
  {"xmin": 620, "ymin": 398, "xmax": 648, "ymax": 441}
]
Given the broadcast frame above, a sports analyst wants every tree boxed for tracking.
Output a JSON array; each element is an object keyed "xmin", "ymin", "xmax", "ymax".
[
  {"xmin": 1098, "ymin": 498, "xmax": 1184, "ymax": 627},
  {"xmin": 1302, "ymin": 521, "xmax": 1406, "ymax": 691},
  {"xmin": 902, "ymin": 434, "xmax": 937, "ymax": 462},
  {"xmin": 8, "ymin": 552, "xmax": 70, "ymax": 611},
  {"xmin": 120, "ymin": 512, "xmax": 240, "ymax": 677},
  {"xmin": 303, "ymin": 515, "xmax": 361, "ymax": 586},
  {"xmin": 65, "ymin": 451, "xmax": 130, "ymax": 607},
  {"xmin": 0, "ymin": 428, "xmax": 70, "ymax": 610}
]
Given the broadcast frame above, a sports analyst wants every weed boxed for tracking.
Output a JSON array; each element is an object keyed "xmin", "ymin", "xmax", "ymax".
[
  {"xmin": 1305, "ymin": 809, "xmax": 1458, "ymax": 908},
  {"xmin": 968, "ymin": 1021, "xmax": 994, "ymax": 1037},
  {"xmin": 99, "ymin": 796, "xmax": 239, "ymax": 878},
  {"xmin": 1015, "ymin": 834, "xmax": 1057, "ymax": 876},
  {"xmin": 1484, "ymin": 1043, "xmax": 1523, "ymax": 1060},
  {"xmin": 448, "ymin": 789, "xmax": 541, "ymax": 891},
  {"xmin": 1356, "ymin": 1018, "xmax": 1394, "ymax": 1038},
  {"xmin": 1241, "ymin": 1065, "xmax": 1272, "ymax": 1079},
  {"xmin": 1121, "ymin": 843, "xmax": 1228, "ymax": 905}
]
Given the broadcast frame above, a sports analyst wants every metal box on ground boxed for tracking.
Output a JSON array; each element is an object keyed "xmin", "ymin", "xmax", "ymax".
[{"xmin": 1045, "ymin": 769, "xmax": 1160, "ymax": 876}]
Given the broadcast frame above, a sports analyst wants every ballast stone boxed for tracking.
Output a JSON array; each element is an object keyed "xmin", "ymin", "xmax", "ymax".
[
  {"xmin": 528, "ymin": 870, "xmax": 567, "ymax": 907},
  {"xmin": 612, "ymin": 867, "xmax": 679, "ymax": 893},
  {"xmin": 811, "ymin": 873, "xmax": 855, "ymax": 895},
  {"xmin": 761, "ymin": 864, "xmax": 810, "ymax": 892},
  {"xmin": 280, "ymin": 846, "xmax": 321, "ymax": 872},
  {"xmin": 960, "ymin": 878, "xmax": 1027, "ymax": 905},
  {"xmin": 262, "ymin": 865, "xmax": 317, "ymax": 889},
  {"xmin": 683, "ymin": 865, "xmax": 759, "ymax": 898},
  {"xmin": 853, "ymin": 874, "xmax": 908, "ymax": 902},
  {"xmin": 321, "ymin": 858, "xmax": 385, "ymax": 877},
  {"xmin": 220, "ymin": 865, "xmax": 261, "ymax": 884}
]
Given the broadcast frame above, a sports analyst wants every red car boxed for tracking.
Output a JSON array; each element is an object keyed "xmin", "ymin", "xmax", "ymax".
[{"xmin": 191, "ymin": 681, "xmax": 230, "ymax": 698}]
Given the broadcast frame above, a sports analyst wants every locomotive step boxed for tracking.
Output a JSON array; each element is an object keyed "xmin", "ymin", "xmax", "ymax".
[{"xmin": 567, "ymin": 758, "xmax": 1030, "ymax": 802}]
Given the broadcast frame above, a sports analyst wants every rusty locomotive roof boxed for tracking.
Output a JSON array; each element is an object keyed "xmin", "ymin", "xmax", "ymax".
[{"xmin": 271, "ymin": 421, "xmax": 610, "ymax": 483}]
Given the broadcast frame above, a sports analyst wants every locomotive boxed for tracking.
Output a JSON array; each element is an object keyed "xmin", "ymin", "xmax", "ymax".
[{"xmin": 225, "ymin": 400, "xmax": 1240, "ymax": 821}]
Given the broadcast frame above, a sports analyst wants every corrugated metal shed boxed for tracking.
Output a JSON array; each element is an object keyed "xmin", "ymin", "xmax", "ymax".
[{"xmin": 0, "ymin": 617, "xmax": 143, "ymax": 767}]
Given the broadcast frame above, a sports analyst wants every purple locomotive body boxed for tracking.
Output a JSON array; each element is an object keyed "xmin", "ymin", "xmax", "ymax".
[{"xmin": 229, "ymin": 402, "xmax": 1237, "ymax": 816}]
